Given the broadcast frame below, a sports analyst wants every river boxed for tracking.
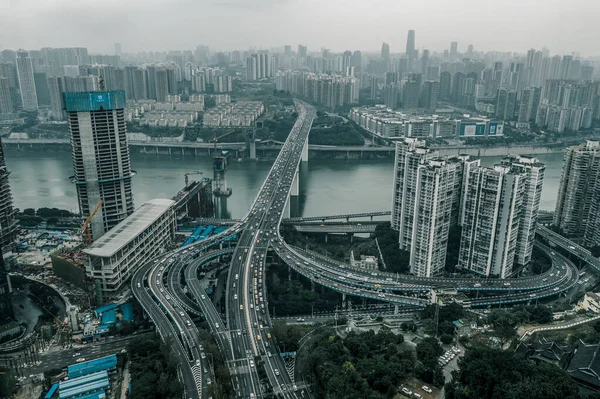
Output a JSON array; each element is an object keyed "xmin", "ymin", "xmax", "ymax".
[{"xmin": 3, "ymin": 151, "xmax": 566, "ymax": 218}]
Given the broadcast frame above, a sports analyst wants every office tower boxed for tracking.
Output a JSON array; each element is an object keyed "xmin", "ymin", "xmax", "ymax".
[
  {"xmin": 64, "ymin": 90, "xmax": 134, "ymax": 241},
  {"xmin": 33, "ymin": 72, "xmax": 50, "ymax": 106},
  {"xmin": 0, "ymin": 78, "xmax": 13, "ymax": 116},
  {"xmin": 406, "ymin": 29, "xmax": 415, "ymax": 70},
  {"xmin": 0, "ymin": 137, "xmax": 17, "ymax": 253},
  {"xmin": 518, "ymin": 86, "xmax": 541, "ymax": 123},
  {"xmin": 451, "ymin": 72, "xmax": 464, "ymax": 103},
  {"xmin": 420, "ymin": 49, "xmax": 430, "ymax": 75},
  {"xmin": 503, "ymin": 156, "xmax": 545, "ymax": 266},
  {"xmin": 409, "ymin": 158, "xmax": 460, "ymax": 277},
  {"xmin": 402, "ymin": 80, "xmax": 420, "ymax": 109},
  {"xmin": 439, "ymin": 71, "xmax": 451, "ymax": 100},
  {"xmin": 114, "ymin": 42, "xmax": 122, "ymax": 56},
  {"xmin": 450, "ymin": 42, "xmax": 458, "ymax": 61},
  {"xmin": 496, "ymin": 88, "xmax": 517, "ymax": 120},
  {"xmin": 15, "ymin": 50, "xmax": 38, "ymax": 111},
  {"xmin": 554, "ymin": 140, "xmax": 600, "ymax": 241},
  {"xmin": 246, "ymin": 56, "xmax": 257, "ymax": 81},
  {"xmin": 459, "ymin": 165, "xmax": 525, "ymax": 278},
  {"xmin": 419, "ymin": 81, "xmax": 439, "ymax": 110},
  {"xmin": 391, "ymin": 138, "xmax": 435, "ymax": 245},
  {"xmin": 381, "ymin": 42, "xmax": 390, "ymax": 61}
]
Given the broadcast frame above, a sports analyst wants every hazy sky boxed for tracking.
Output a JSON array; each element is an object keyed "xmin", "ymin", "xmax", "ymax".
[{"xmin": 2, "ymin": 0, "xmax": 599, "ymax": 56}]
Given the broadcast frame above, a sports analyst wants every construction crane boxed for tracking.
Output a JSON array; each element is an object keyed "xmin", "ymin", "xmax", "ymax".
[
  {"xmin": 81, "ymin": 200, "xmax": 104, "ymax": 245},
  {"xmin": 184, "ymin": 171, "xmax": 203, "ymax": 187},
  {"xmin": 211, "ymin": 129, "xmax": 237, "ymax": 150}
]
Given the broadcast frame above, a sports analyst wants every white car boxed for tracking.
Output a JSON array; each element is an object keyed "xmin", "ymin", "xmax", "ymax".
[{"xmin": 422, "ymin": 385, "xmax": 432, "ymax": 393}]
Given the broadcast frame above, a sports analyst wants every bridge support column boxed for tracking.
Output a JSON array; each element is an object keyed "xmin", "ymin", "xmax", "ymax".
[
  {"xmin": 311, "ymin": 281, "xmax": 315, "ymax": 292},
  {"xmin": 168, "ymin": 147, "xmax": 172, "ymax": 155},
  {"xmin": 302, "ymin": 135, "xmax": 309, "ymax": 162},
  {"xmin": 342, "ymin": 293, "xmax": 346, "ymax": 308},
  {"xmin": 291, "ymin": 166, "xmax": 299, "ymax": 197},
  {"xmin": 288, "ymin": 266, "xmax": 292, "ymax": 281},
  {"xmin": 284, "ymin": 196, "xmax": 291, "ymax": 219},
  {"xmin": 249, "ymin": 140, "xmax": 256, "ymax": 160},
  {"xmin": 325, "ymin": 234, "xmax": 328, "ymax": 243},
  {"xmin": 394, "ymin": 305, "xmax": 399, "ymax": 315}
]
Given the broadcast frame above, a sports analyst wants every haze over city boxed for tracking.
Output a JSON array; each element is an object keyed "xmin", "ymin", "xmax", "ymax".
[
  {"xmin": 3, "ymin": 0, "xmax": 600, "ymax": 55},
  {"xmin": 2, "ymin": 1, "xmax": 600, "ymax": 399}
]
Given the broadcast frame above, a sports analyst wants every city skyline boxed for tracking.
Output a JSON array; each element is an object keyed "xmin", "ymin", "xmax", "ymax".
[{"xmin": 2, "ymin": 0, "xmax": 600, "ymax": 56}]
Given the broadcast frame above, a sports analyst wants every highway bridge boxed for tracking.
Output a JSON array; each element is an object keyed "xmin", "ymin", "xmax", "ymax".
[{"xmin": 130, "ymin": 101, "xmax": 600, "ymax": 399}]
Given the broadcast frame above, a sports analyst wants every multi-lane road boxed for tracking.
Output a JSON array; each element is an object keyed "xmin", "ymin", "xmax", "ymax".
[{"xmin": 130, "ymin": 100, "xmax": 598, "ymax": 399}]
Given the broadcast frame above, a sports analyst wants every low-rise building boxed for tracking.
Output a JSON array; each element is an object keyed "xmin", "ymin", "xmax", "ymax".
[
  {"xmin": 349, "ymin": 106, "xmax": 504, "ymax": 139},
  {"xmin": 83, "ymin": 199, "xmax": 176, "ymax": 303},
  {"xmin": 577, "ymin": 292, "xmax": 600, "ymax": 313},
  {"xmin": 349, "ymin": 251, "xmax": 378, "ymax": 272}
]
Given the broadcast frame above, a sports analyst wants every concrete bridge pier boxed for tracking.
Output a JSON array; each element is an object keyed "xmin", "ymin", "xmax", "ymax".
[
  {"xmin": 324, "ymin": 234, "xmax": 328, "ymax": 243},
  {"xmin": 301, "ymin": 135, "xmax": 309, "ymax": 162},
  {"xmin": 394, "ymin": 305, "xmax": 399, "ymax": 315},
  {"xmin": 291, "ymin": 166, "xmax": 299, "ymax": 197},
  {"xmin": 288, "ymin": 266, "xmax": 292, "ymax": 281},
  {"xmin": 342, "ymin": 293, "xmax": 347, "ymax": 308},
  {"xmin": 311, "ymin": 281, "xmax": 315, "ymax": 292},
  {"xmin": 284, "ymin": 196, "xmax": 291, "ymax": 219}
]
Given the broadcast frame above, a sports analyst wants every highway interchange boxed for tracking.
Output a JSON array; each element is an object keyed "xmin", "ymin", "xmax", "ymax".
[{"xmin": 130, "ymin": 100, "xmax": 598, "ymax": 399}]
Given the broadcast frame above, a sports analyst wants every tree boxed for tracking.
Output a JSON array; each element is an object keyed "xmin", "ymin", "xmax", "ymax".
[
  {"xmin": 416, "ymin": 337, "xmax": 443, "ymax": 370},
  {"xmin": 445, "ymin": 346, "xmax": 582, "ymax": 399},
  {"xmin": 23, "ymin": 208, "xmax": 35, "ymax": 216},
  {"xmin": 440, "ymin": 334, "xmax": 454, "ymax": 345}
]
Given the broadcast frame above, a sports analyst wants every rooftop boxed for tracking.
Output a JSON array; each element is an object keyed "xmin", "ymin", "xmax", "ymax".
[{"xmin": 84, "ymin": 199, "xmax": 174, "ymax": 258}]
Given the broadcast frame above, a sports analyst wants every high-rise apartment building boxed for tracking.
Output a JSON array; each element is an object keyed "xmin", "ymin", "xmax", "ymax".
[
  {"xmin": 458, "ymin": 165, "xmax": 525, "ymax": 278},
  {"xmin": 391, "ymin": 139, "xmax": 435, "ymax": 246},
  {"xmin": 246, "ymin": 56, "xmax": 257, "ymax": 81},
  {"xmin": 64, "ymin": 91, "xmax": 135, "ymax": 241},
  {"xmin": 504, "ymin": 155, "xmax": 545, "ymax": 265},
  {"xmin": 554, "ymin": 140, "xmax": 600, "ymax": 243},
  {"xmin": 419, "ymin": 80, "xmax": 439, "ymax": 110},
  {"xmin": 518, "ymin": 86, "xmax": 542, "ymax": 123},
  {"xmin": 0, "ymin": 78, "xmax": 13, "ymax": 116},
  {"xmin": 409, "ymin": 158, "xmax": 460, "ymax": 277},
  {"xmin": 450, "ymin": 42, "xmax": 458, "ymax": 61},
  {"xmin": 495, "ymin": 88, "xmax": 517, "ymax": 121},
  {"xmin": 15, "ymin": 50, "xmax": 38, "ymax": 111},
  {"xmin": 0, "ymin": 137, "xmax": 17, "ymax": 253}
]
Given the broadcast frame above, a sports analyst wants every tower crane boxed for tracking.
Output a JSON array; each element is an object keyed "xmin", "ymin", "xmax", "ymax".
[{"xmin": 80, "ymin": 200, "xmax": 104, "ymax": 245}]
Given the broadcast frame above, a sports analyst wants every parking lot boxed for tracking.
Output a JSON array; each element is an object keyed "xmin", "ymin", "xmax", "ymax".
[{"xmin": 398, "ymin": 377, "xmax": 439, "ymax": 399}]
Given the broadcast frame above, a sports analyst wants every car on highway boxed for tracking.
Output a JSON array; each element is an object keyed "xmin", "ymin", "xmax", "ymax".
[
  {"xmin": 76, "ymin": 358, "xmax": 85, "ymax": 363},
  {"xmin": 72, "ymin": 352, "xmax": 81, "ymax": 357},
  {"xmin": 274, "ymin": 369, "xmax": 280, "ymax": 376}
]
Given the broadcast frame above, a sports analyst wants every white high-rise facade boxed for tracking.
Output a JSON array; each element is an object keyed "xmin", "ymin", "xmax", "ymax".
[
  {"xmin": 391, "ymin": 138, "xmax": 435, "ymax": 249},
  {"xmin": 15, "ymin": 50, "xmax": 38, "ymax": 111},
  {"xmin": 458, "ymin": 165, "xmax": 525, "ymax": 278},
  {"xmin": 554, "ymin": 140, "xmax": 600, "ymax": 246},
  {"xmin": 64, "ymin": 90, "xmax": 135, "ymax": 241},
  {"xmin": 409, "ymin": 158, "xmax": 461, "ymax": 277},
  {"xmin": 504, "ymin": 155, "xmax": 545, "ymax": 266}
]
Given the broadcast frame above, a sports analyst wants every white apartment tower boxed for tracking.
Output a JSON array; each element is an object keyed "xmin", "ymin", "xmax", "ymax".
[
  {"xmin": 391, "ymin": 138, "xmax": 435, "ymax": 249},
  {"xmin": 503, "ymin": 155, "xmax": 545, "ymax": 265},
  {"xmin": 554, "ymin": 140, "xmax": 600, "ymax": 245},
  {"xmin": 458, "ymin": 165, "xmax": 525, "ymax": 278},
  {"xmin": 409, "ymin": 158, "xmax": 460, "ymax": 277},
  {"xmin": 15, "ymin": 50, "xmax": 38, "ymax": 111},
  {"xmin": 64, "ymin": 91, "xmax": 135, "ymax": 241}
]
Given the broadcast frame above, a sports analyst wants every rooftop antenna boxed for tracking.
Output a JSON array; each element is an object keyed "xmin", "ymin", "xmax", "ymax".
[{"xmin": 99, "ymin": 75, "xmax": 105, "ymax": 91}]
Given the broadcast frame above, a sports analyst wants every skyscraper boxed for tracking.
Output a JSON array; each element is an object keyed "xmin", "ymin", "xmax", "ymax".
[
  {"xmin": 15, "ymin": 50, "xmax": 38, "ymax": 111},
  {"xmin": 64, "ymin": 91, "xmax": 134, "ymax": 241},
  {"xmin": 554, "ymin": 140, "xmax": 600, "ymax": 241},
  {"xmin": 0, "ymin": 78, "xmax": 13, "ymax": 116},
  {"xmin": 419, "ymin": 80, "xmax": 439, "ymax": 110},
  {"xmin": 0, "ymin": 137, "xmax": 17, "ymax": 253},
  {"xmin": 409, "ymin": 158, "xmax": 461, "ymax": 277},
  {"xmin": 246, "ymin": 56, "xmax": 257, "ymax": 81},
  {"xmin": 406, "ymin": 30, "xmax": 415, "ymax": 70},
  {"xmin": 391, "ymin": 139, "xmax": 435, "ymax": 246},
  {"xmin": 381, "ymin": 42, "xmax": 390, "ymax": 61},
  {"xmin": 504, "ymin": 155, "xmax": 545, "ymax": 266},
  {"xmin": 0, "ymin": 247, "xmax": 14, "ymax": 324},
  {"xmin": 459, "ymin": 165, "xmax": 525, "ymax": 278},
  {"xmin": 450, "ymin": 42, "xmax": 458, "ymax": 61}
]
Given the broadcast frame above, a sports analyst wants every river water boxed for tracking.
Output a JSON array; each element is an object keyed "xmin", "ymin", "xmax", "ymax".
[{"xmin": 4, "ymin": 151, "xmax": 566, "ymax": 218}]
